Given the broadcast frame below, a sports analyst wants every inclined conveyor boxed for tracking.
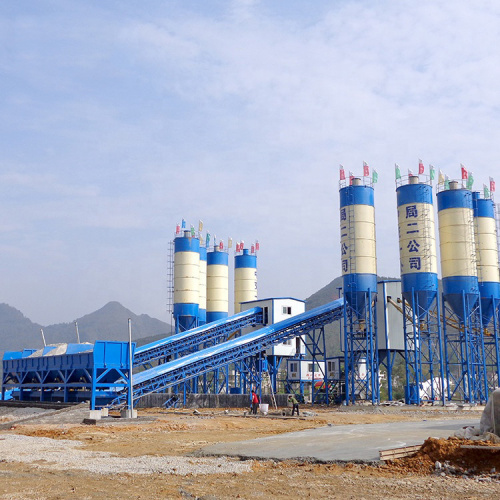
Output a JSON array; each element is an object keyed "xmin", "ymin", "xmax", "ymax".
[
  {"xmin": 110, "ymin": 298, "xmax": 344, "ymax": 407},
  {"xmin": 134, "ymin": 307, "xmax": 263, "ymax": 367}
]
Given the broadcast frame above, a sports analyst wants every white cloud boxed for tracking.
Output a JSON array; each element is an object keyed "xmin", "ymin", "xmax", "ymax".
[{"xmin": 1, "ymin": 0, "xmax": 500, "ymax": 323}]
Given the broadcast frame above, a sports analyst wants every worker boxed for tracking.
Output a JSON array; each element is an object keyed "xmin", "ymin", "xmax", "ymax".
[
  {"xmin": 288, "ymin": 394, "xmax": 299, "ymax": 416},
  {"xmin": 251, "ymin": 390, "xmax": 260, "ymax": 415}
]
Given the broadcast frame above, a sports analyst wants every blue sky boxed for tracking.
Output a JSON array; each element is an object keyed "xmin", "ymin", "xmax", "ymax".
[{"xmin": 1, "ymin": 0, "xmax": 500, "ymax": 325}]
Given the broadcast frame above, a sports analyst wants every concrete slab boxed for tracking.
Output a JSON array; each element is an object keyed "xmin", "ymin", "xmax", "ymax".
[{"xmin": 199, "ymin": 418, "xmax": 478, "ymax": 463}]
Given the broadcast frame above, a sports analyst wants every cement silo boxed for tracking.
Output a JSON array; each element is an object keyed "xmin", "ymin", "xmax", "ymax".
[
  {"xmin": 396, "ymin": 172, "xmax": 444, "ymax": 404},
  {"xmin": 234, "ymin": 248, "xmax": 257, "ymax": 314},
  {"xmin": 339, "ymin": 169, "xmax": 378, "ymax": 404},
  {"xmin": 207, "ymin": 246, "xmax": 229, "ymax": 323},
  {"xmin": 472, "ymin": 190, "xmax": 500, "ymax": 388},
  {"xmin": 437, "ymin": 178, "xmax": 487, "ymax": 403},
  {"xmin": 198, "ymin": 245, "xmax": 207, "ymax": 326},
  {"xmin": 173, "ymin": 230, "xmax": 200, "ymax": 333}
]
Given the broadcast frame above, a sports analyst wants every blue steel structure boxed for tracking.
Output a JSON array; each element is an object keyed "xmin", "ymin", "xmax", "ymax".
[
  {"xmin": 109, "ymin": 299, "xmax": 344, "ymax": 407},
  {"xmin": 437, "ymin": 182, "xmax": 488, "ymax": 403},
  {"xmin": 396, "ymin": 175, "xmax": 445, "ymax": 404},
  {"xmin": 340, "ymin": 175, "xmax": 379, "ymax": 404},
  {"xmin": 472, "ymin": 191, "xmax": 500, "ymax": 389},
  {"xmin": 2, "ymin": 341, "xmax": 134, "ymax": 409},
  {"xmin": 284, "ymin": 326, "xmax": 331, "ymax": 404}
]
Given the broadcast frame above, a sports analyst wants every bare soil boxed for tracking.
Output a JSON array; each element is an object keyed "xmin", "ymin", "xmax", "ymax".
[{"xmin": 0, "ymin": 405, "xmax": 499, "ymax": 499}]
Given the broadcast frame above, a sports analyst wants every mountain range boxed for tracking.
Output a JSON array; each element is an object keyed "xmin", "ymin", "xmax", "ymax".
[
  {"xmin": 0, "ymin": 301, "xmax": 172, "ymax": 355},
  {"xmin": 0, "ymin": 275, "xmax": 398, "ymax": 358}
]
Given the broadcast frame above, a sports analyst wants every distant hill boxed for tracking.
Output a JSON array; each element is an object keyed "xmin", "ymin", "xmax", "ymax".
[
  {"xmin": 0, "ymin": 301, "xmax": 172, "ymax": 354},
  {"xmin": 1, "ymin": 275, "xmax": 401, "ymax": 359}
]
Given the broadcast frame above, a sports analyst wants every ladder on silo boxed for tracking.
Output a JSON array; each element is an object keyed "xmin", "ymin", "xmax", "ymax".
[
  {"xmin": 166, "ymin": 239, "xmax": 174, "ymax": 334},
  {"xmin": 346, "ymin": 199, "xmax": 358, "ymax": 312},
  {"xmin": 495, "ymin": 203, "xmax": 500, "ymax": 267}
]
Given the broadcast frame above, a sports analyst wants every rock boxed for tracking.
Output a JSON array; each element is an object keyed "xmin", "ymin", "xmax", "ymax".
[{"xmin": 480, "ymin": 388, "xmax": 500, "ymax": 435}]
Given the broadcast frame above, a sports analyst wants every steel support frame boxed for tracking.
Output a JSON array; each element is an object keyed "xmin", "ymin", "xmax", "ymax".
[
  {"xmin": 483, "ymin": 296, "xmax": 500, "ymax": 392},
  {"xmin": 402, "ymin": 291, "xmax": 445, "ymax": 405},
  {"xmin": 343, "ymin": 290, "xmax": 379, "ymax": 405},
  {"xmin": 442, "ymin": 293, "xmax": 488, "ymax": 403}
]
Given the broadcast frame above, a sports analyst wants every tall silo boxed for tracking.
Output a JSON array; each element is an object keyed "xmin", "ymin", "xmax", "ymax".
[
  {"xmin": 339, "ymin": 173, "xmax": 378, "ymax": 404},
  {"xmin": 472, "ymin": 191, "xmax": 500, "ymax": 387},
  {"xmin": 234, "ymin": 248, "xmax": 257, "ymax": 314},
  {"xmin": 437, "ymin": 179, "xmax": 487, "ymax": 403},
  {"xmin": 207, "ymin": 246, "xmax": 229, "ymax": 323},
  {"xmin": 198, "ymin": 245, "xmax": 207, "ymax": 326},
  {"xmin": 396, "ymin": 173, "xmax": 444, "ymax": 404},
  {"xmin": 173, "ymin": 230, "xmax": 200, "ymax": 333}
]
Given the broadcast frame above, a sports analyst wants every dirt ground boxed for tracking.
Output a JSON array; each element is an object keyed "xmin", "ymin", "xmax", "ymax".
[{"xmin": 1, "ymin": 404, "xmax": 499, "ymax": 499}]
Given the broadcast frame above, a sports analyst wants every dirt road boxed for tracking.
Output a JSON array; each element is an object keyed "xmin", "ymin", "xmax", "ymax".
[{"xmin": 0, "ymin": 404, "xmax": 498, "ymax": 499}]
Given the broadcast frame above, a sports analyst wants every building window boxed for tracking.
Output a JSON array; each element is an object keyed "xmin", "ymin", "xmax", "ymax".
[
  {"xmin": 308, "ymin": 362, "xmax": 319, "ymax": 373},
  {"xmin": 282, "ymin": 306, "xmax": 292, "ymax": 315},
  {"xmin": 263, "ymin": 307, "xmax": 269, "ymax": 325}
]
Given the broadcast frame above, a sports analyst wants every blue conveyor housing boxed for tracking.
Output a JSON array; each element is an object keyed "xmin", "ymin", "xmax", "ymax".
[
  {"xmin": 110, "ymin": 298, "xmax": 344, "ymax": 407},
  {"xmin": 134, "ymin": 307, "xmax": 263, "ymax": 367}
]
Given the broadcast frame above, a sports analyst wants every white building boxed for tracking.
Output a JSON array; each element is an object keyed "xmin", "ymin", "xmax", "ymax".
[{"xmin": 240, "ymin": 297, "xmax": 306, "ymax": 357}]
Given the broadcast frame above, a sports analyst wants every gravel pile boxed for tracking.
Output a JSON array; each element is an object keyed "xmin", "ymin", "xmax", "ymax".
[
  {"xmin": 0, "ymin": 434, "xmax": 252, "ymax": 475},
  {"xmin": 0, "ymin": 407, "xmax": 49, "ymax": 422}
]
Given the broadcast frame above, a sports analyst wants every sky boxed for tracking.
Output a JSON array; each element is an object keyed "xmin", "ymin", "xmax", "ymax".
[{"xmin": 1, "ymin": 0, "xmax": 500, "ymax": 326}]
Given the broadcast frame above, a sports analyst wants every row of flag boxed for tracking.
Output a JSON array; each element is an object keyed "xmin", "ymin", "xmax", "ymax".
[
  {"xmin": 340, "ymin": 161, "xmax": 495, "ymax": 199},
  {"xmin": 174, "ymin": 221, "xmax": 259, "ymax": 252},
  {"xmin": 339, "ymin": 162, "xmax": 378, "ymax": 184},
  {"xmin": 395, "ymin": 161, "xmax": 435, "ymax": 180}
]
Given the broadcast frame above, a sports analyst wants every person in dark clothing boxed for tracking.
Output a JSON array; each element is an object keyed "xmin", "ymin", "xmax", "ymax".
[
  {"xmin": 288, "ymin": 395, "xmax": 299, "ymax": 416},
  {"xmin": 251, "ymin": 390, "xmax": 260, "ymax": 415}
]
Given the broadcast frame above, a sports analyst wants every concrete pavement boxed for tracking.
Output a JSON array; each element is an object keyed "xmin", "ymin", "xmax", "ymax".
[{"xmin": 199, "ymin": 418, "xmax": 478, "ymax": 463}]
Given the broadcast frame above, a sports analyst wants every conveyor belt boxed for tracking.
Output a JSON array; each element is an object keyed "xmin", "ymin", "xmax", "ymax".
[
  {"xmin": 110, "ymin": 298, "xmax": 344, "ymax": 407},
  {"xmin": 134, "ymin": 308, "xmax": 263, "ymax": 366}
]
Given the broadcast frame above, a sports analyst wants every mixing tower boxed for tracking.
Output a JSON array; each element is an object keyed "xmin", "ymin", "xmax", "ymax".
[
  {"xmin": 396, "ymin": 173, "xmax": 444, "ymax": 404},
  {"xmin": 174, "ymin": 230, "xmax": 200, "ymax": 333},
  {"xmin": 437, "ymin": 180, "xmax": 487, "ymax": 403},
  {"xmin": 339, "ymin": 173, "xmax": 379, "ymax": 404},
  {"xmin": 472, "ymin": 191, "xmax": 500, "ymax": 389}
]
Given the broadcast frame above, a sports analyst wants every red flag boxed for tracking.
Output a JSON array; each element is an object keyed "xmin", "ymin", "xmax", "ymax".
[
  {"xmin": 339, "ymin": 165, "xmax": 345, "ymax": 181},
  {"xmin": 219, "ymin": 241, "xmax": 223, "ymax": 250},
  {"xmin": 349, "ymin": 172, "xmax": 354, "ymax": 185},
  {"xmin": 490, "ymin": 177, "xmax": 496, "ymax": 193},
  {"xmin": 175, "ymin": 224, "xmax": 180, "ymax": 235},
  {"xmin": 251, "ymin": 245, "xmax": 255, "ymax": 254},
  {"xmin": 418, "ymin": 160, "xmax": 424, "ymax": 175},
  {"xmin": 461, "ymin": 164, "xmax": 468, "ymax": 180},
  {"xmin": 255, "ymin": 240, "xmax": 260, "ymax": 251},
  {"xmin": 236, "ymin": 243, "xmax": 240, "ymax": 252},
  {"xmin": 363, "ymin": 162, "xmax": 369, "ymax": 177}
]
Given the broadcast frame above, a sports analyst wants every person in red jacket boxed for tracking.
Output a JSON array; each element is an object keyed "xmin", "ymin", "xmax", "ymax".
[{"xmin": 251, "ymin": 390, "xmax": 260, "ymax": 415}]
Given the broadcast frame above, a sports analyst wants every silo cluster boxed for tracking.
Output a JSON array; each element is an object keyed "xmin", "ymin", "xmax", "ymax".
[
  {"xmin": 340, "ymin": 163, "xmax": 499, "ymax": 404},
  {"xmin": 172, "ymin": 222, "xmax": 259, "ymax": 332}
]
